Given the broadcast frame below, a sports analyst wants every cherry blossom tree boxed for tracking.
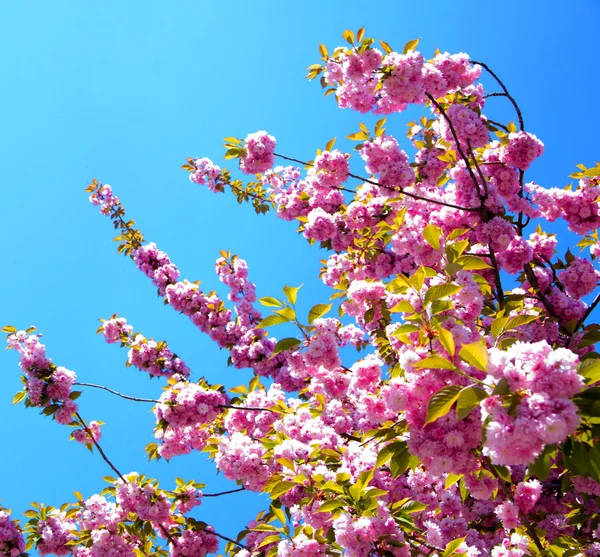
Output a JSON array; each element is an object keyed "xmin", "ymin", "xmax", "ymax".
[{"xmin": 3, "ymin": 28, "xmax": 600, "ymax": 557}]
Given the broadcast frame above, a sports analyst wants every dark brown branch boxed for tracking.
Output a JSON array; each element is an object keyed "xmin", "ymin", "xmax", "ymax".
[
  {"xmin": 576, "ymin": 291, "xmax": 600, "ymax": 331},
  {"xmin": 274, "ymin": 153, "xmax": 479, "ymax": 213},
  {"xmin": 472, "ymin": 60, "xmax": 524, "ymax": 131},
  {"xmin": 487, "ymin": 119, "xmax": 510, "ymax": 133},
  {"xmin": 75, "ymin": 412, "xmax": 125, "ymax": 482},
  {"xmin": 523, "ymin": 264, "xmax": 559, "ymax": 319},
  {"xmin": 203, "ymin": 487, "xmax": 246, "ymax": 497},
  {"xmin": 425, "ymin": 93, "xmax": 484, "ymax": 201},
  {"xmin": 74, "ymin": 382, "xmax": 159, "ymax": 404},
  {"xmin": 211, "ymin": 530, "xmax": 248, "ymax": 550}
]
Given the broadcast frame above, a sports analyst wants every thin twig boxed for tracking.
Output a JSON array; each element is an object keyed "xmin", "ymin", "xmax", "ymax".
[
  {"xmin": 472, "ymin": 60, "xmax": 524, "ymax": 131},
  {"xmin": 523, "ymin": 264, "xmax": 558, "ymax": 319},
  {"xmin": 486, "ymin": 119, "xmax": 510, "ymax": 133},
  {"xmin": 75, "ymin": 412, "xmax": 125, "ymax": 482},
  {"xmin": 274, "ymin": 153, "xmax": 479, "ymax": 213},
  {"xmin": 203, "ymin": 487, "xmax": 246, "ymax": 497},
  {"xmin": 211, "ymin": 530, "xmax": 248, "ymax": 550},
  {"xmin": 74, "ymin": 382, "xmax": 159, "ymax": 403},
  {"xmin": 425, "ymin": 93, "xmax": 484, "ymax": 200},
  {"xmin": 576, "ymin": 291, "xmax": 600, "ymax": 331}
]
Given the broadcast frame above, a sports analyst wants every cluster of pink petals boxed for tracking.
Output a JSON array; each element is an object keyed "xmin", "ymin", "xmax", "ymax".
[
  {"xmin": 89, "ymin": 184, "xmax": 118, "ymax": 216},
  {"xmin": 558, "ymin": 256, "xmax": 600, "ymax": 299},
  {"xmin": 154, "ymin": 380, "xmax": 228, "ymax": 429},
  {"xmin": 73, "ymin": 420, "xmax": 102, "ymax": 445},
  {"xmin": 115, "ymin": 474, "xmax": 172, "ymax": 527},
  {"xmin": 101, "ymin": 317, "xmax": 133, "ymax": 344},
  {"xmin": 530, "ymin": 177, "xmax": 600, "ymax": 235},
  {"xmin": 0, "ymin": 511, "xmax": 25, "ymax": 557},
  {"xmin": 500, "ymin": 131, "xmax": 544, "ymax": 170},
  {"xmin": 360, "ymin": 135, "xmax": 415, "ymax": 194},
  {"xmin": 132, "ymin": 243, "xmax": 180, "ymax": 296},
  {"xmin": 169, "ymin": 529, "xmax": 218, "ymax": 557},
  {"xmin": 484, "ymin": 340, "xmax": 583, "ymax": 465},
  {"xmin": 240, "ymin": 131, "xmax": 276, "ymax": 175},
  {"xmin": 128, "ymin": 334, "xmax": 191, "ymax": 378},
  {"xmin": 7, "ymin": 332, "xmax": 79, "ymax": 424},
  {"xmin": 36, "ymin": 513, "xmax": 75, "ymax": 556},
  {"xmin": 189, "ymin": 157, "xmax": 222, "ymax": 192}
]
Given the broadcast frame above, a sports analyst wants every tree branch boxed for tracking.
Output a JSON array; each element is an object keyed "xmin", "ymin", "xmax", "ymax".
[
  {"xmin": 472, "ymin": 60, "xmax": 524, "ymax": 131},
  {"xmin": 75, "ymin": 412, "xmax": 125, "ymax": 482},
  {"xmin": 74, "ymin": 382, "xmax": 159, "ymax": 403},
  {"xmin": 273, "ymin": 153, "xmax": 479, "ymax": 213}
]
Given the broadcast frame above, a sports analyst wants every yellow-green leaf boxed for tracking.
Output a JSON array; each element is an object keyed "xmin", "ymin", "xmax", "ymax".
[
  {"xmin": 403, "ymin": 38, "xmax": 420, "ymax": 54},
  {"xmin": 283, "ymin": 284, "xmax": 301, "ymax": 305},
  {"xmin": 425, "ymin": 386, "xmax": 462, "ymax": 425},
  {"xmin": 438, "ymin": 327, "xmax": 455, "ymax": 356},
  {"xmin": 269, "ymin": 480, "xmax": 296, "ymax": 500},
  {"xmin": 459, "ymin": 341, "xmax": 488, "ymax": 372},
  {"xmin": 423, "ymin": 223, "xmax": 442, "ymax": 251},
  {"xmin": 308, "ymin": 303, "xmax": 332, "ymax": 324},
  {"xmin": 258, "ymin": 315, "xmax": 289, "ymax": 328},
  {"xmin": 414, "ymin": 355, "xmax": 456, "ymax": 371},
  {"xmin": 456, "ymin": 386, "xmax": 488, "ymax": 420},
  {"xmin": 424, "ymin": 283, "xmax": 462, "ymax": 307},
  {"xmin": 259, "ymin": 297, "xmax": 282, "ymax": 308},
  {"xmin": 272, "ymin": 338, "xmax": 302, "ymax": 356}
]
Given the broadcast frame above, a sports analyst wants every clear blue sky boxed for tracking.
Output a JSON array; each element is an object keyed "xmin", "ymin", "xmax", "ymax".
[{"xmin": 1, "ymin": 0, "xmax": 598, "ymax": 550}]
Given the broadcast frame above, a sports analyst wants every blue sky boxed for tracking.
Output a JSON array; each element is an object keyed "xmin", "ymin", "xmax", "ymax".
[{"xmin": 1, "ymin": 0, "xmax": 598, "ymax": 550}]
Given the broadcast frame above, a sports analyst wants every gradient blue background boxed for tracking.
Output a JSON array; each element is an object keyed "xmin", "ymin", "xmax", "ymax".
[{"xmin": 1, "ymin": 0, "xmax": 598, "ymax": 551}]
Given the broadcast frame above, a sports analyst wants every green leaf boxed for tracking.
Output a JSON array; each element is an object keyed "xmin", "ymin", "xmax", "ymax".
[
  {"xmin": 459, "ymin": 341, "xmax": 488, "ymax": 371},
  {"xmin": 491, "ymin": 316, "xmax": 509, "ymax": 338},
  {"xmin": 283, "ymin": 284, "xmax": 302, "ymax": 305},
  {"xmin": 269, "ymin": 480, "xmax": 296, "ymax": 500},
  {"xmin": 403, "ymin": 38, "xmax": 420, "ymax": 54},
  {"xmin": 349, "ymin": 481, "xmax": 363, "ymax": 502},
  {"xmin": 259, "ymin": 297, "xmax": 282, "ymax": 308},
  {"xmin": 258, "ymin": 535, "xmax": 282, "ymax": 548},
  {"xmin": 425, "ymin": 386, "xmax": 462, "ymax": 425},
  {"xmin": 342, "ymin": 29, "xmax": 355, "ymax": 44},
  {"xmin": 423, "ymin": 224, "xmax": 442, "ymax": 251},
  {"xmin": 389, "ymin": 443, "xmax": 409, "ymax": 477},
  {"xmin": 275, "ymin": 307, "xmax": 296, "ymax": 320},
  {"xmin": 258, "ymin": 315, "xmax": 290, "ymax": 328},
  {"xmin": 390, "ymin": 301, "xmax": 415, "ymax": 313},
  {"xmin": 414, "ymin": 355, "xmax": 456, "ymax": 371},
  {"xmin": 252, "ymin": 524, "xmax": 279, "ymax": 532},
  {"xmin": 579, "ymin": 358, "xmax": 600, "ymax": 384},
  {"xmin": 2, "ymin": 325, "xmax": 17, "ymax": 334},
  {"xmin": 272, "ymin": 338, "xmax": 302, "ymax": 356},
  {"xmin": 447, "ymin": 228, "xmax": 469, "ymax": 241},
  {"xmin": 308, "ymin": 303, "xmax": 332, "ymax": 324},
  {"xmin": 424, "ymin": 283, "xmax": 462, "ymax": 307},
  {"xmin": 493, "ymin": 465, "xmax": 511, "ymax": 482},
  {"xmin": 443, "ymin": 537, "xmax": 466, "ymax": 557},
  {"xmin": 454, "ymin": 255, "xmax": 492, "ymax": 270},
  {"xmin": 505, "ymin": 314, "xmax": 539, "ymax": 330},
  {"xmin": 438, "ymin": 327, "xmax": 455, "ymax": 356},
  {"xmin": 456, "ymin": 386, "xmax": 488, "ymax": 420},
  {"xmin": 527, "ymin": 446, "xmax": 553, "ymax": 481},
  {"xmin": 445, "ymin": 473, "xmax": 463, "ymax": 489},
  {"xmin": 397, "ymin": 499, "xmax": 429, "ymax": 514},
  {"xmin": 315, "ymin": 499, "xmax": 346, "ymax": 513},
  {"xmin": 12, "ymin": 390, "xmax": 27, "ymax": 405},
  {"xmin": 380, "ymin": 40, "xmax": 393, "ymax": 54},
  {"xmin": 392, "ymin": 324, "xmax": 420, "ymax": 337}
]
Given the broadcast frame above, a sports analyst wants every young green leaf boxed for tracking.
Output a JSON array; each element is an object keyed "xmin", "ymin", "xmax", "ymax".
[
  {"xmin": 459, "ymin": 341, "xmax": 488, "ymax": 371},
  {"xmin": 425, "ymin": 386, "xmax": 462, "ymax": 425},
  {"xmin": 308, "ymin": 303, "xmax": 332, "ymax": 324}
]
